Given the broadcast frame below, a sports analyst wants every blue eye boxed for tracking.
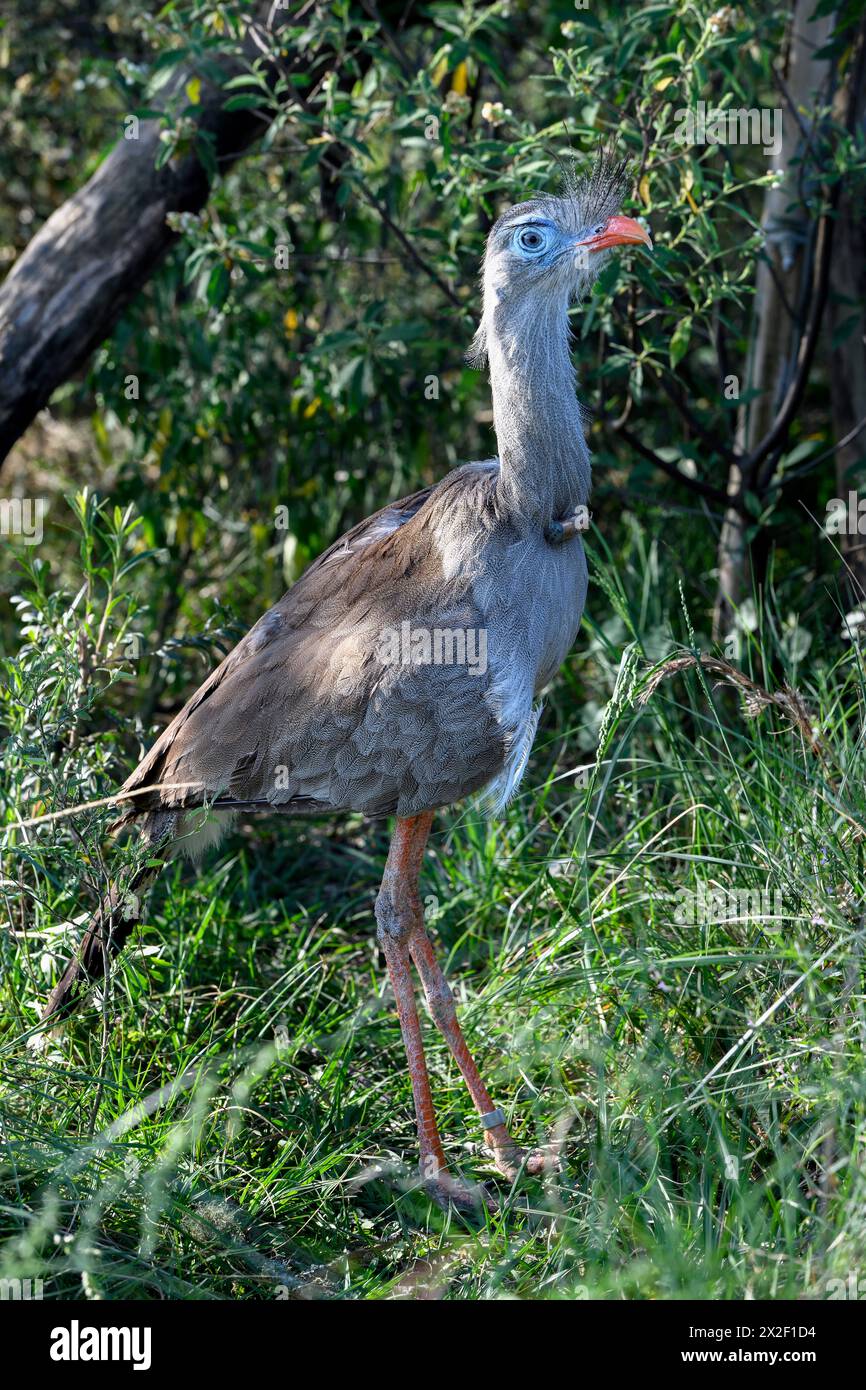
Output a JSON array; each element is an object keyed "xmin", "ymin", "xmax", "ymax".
[{"xmin": 515, "ymin": 224, "xmax": 549, "ymax": 254}]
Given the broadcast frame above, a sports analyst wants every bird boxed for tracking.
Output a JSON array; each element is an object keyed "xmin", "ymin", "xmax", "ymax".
[{"xmin": 40, "ymin": 154, "xmax": 651, "ymax": 1211}]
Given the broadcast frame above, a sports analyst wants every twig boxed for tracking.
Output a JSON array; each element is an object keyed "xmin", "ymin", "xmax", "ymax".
[
  {"xmin": 656, "ymin": 370, "xmax": 726, "ymax": 453},
  {"xmin": 609, "ymin": 421, "xmax": 731, "ymax": 507},
  {"xmin": 252, "ymin": 20, "xmax": 463, "ymax": 310},
  {"xmin": 637, "ymin": 652, "xmax": 832, "ymax": 770},
  {"xmin": 778, "ymin": 413, "xmax": 866, "ymax": 483}
]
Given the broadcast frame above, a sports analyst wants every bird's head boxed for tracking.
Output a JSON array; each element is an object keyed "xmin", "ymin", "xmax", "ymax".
[{"xmin": 469, "ymin": 155, "xmax": 651, "ymax": 366}]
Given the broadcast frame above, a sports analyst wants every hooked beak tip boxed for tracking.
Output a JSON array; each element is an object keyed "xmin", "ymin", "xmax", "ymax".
[{"xmin": 575, "ymin": 214, "xmax": 653, "ymax": 254}]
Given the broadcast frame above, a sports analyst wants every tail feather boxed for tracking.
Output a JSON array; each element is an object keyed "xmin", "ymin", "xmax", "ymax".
[{"xmin": 40, "ymin": 811, "xmax": 176, "ymax": 1027}]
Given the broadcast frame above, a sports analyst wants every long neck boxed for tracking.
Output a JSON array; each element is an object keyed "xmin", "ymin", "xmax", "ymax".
[{"xmin": 485, "ymin": 295, "xmax": 591, "ymax": 526}]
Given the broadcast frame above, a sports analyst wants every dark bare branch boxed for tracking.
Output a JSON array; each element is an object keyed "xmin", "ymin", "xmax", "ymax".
[
  {"xmin": 745, "ymin": 192, "xmax": 837, "ymax": 492},
  {"xmin": 610, "ymin": 420, "xmax": 731, "ymax": 508},
  {"xmin": 0, "ymin": 4, "xmax": 297, "ymax": 465}
]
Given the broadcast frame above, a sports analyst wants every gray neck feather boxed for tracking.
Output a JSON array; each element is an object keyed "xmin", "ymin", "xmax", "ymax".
[{"xmin": 480, "ymin": 293, "xmax": 591, "ymax": 526}]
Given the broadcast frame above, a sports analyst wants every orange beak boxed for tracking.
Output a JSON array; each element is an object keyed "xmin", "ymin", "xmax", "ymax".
[{"xmin": 574, "ymin": 214, "xmax": 652, "ymax": 253}]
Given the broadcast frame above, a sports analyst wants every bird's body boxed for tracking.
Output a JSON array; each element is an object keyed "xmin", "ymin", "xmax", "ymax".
[
  {"xmin": 42, "ymin": 155, "xmax": 651, "ymax": 1209},
  {"xmin": 119, "ymin": 456, "xmax": 588, "ymax": 832}
]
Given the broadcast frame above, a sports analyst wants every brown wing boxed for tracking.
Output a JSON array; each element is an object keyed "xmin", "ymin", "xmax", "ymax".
[{"xmin": 117, "ymin": 475, "xmax": 507, "ymax": 824}]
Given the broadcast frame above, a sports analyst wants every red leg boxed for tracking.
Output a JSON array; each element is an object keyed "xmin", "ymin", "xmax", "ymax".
[
  {"xmin": 375, "ymin": 813, "xmax": 491, "ymax": 1211},
  {"xmin": 378, "ymin": 930, "xmax": 448, "ymax": 1185},
  {"xmin": 409, "ymin": 925, "xmax": 552, "ymax": 1181}
]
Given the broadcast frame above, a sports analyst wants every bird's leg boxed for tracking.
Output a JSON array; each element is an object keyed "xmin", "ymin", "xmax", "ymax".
[
  {"xmin": 375, "ymin": 813, "xmax": 491, "ymax": 1212},
  {"xmin": 409, "ymin": 926, "xmax": 551, "ymax": 1183}
]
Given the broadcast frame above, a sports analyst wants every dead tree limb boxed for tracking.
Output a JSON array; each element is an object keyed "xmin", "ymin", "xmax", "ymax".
[{"xmin": 0, "ymin": 5, "xmax": 299, "ymax": 466}]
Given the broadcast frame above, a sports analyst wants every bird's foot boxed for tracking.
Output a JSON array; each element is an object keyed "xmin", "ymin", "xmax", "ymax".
[
  {"xmin": 483, "ymin": 1124, "xmax": 561, "ymax": 1184},
  {"xmin": 421, "ymin": 1163, "xmax": 497, "ymax": 1215}
]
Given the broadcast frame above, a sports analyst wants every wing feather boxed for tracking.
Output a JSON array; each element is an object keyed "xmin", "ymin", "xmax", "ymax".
[{"xmin": 116, "ymin": 470, "xmax": 507, "ymax": 824}]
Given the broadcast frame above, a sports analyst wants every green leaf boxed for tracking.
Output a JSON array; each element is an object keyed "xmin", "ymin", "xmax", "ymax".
[
  {"xmin": 669, "ymin": 315, "xmax": 692, "ymax": 367},
  {"xmin": 206, "ymin": 263, "xmax": 230, "ymax": 308}
]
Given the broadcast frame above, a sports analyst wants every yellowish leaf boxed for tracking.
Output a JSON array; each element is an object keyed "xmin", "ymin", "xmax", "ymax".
[
  {"xmin": 283, "ymin": 307, "xmax": 299, "ymax": 334},
  {"xmin": 185, "ymin": 77, "xmax": 201, "ymax": 105},
  {"xmin": 304, "ymin": 396, "xmax": 322, "ymax": 419},
  {"xmin": 451, "ymin": 60, "xmax": 468, "ymax": 94},
  {"xmin": 654, "ymin": 75, "xmax": 675, "ymax": 92},
  {"xmin": 639, "ymin": 175, "xmax": 651, "ymax": 207}
]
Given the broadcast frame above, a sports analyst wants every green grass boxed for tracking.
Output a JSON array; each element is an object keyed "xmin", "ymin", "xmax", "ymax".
[{"xmin": 2, "ymin": 502, "xmax": 865, "ymax": 1300}]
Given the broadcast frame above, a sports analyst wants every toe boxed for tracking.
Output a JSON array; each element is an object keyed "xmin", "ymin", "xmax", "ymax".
[
  {"xmin": 485, "ymin": 1139, "xmax": 561, "ymax": 1182},
  {"xmin": 523, "ymin": 1146, "xmax": 560, "ymax": 1176}
]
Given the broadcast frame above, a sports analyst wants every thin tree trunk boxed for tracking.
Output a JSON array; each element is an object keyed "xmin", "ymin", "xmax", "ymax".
[
  {"xmin": 713, "ymin": 0, "xmax": 834, "ymax": 644},
  {"xmin": 829, "ymin": 16, "xmax": 866, "ymax": 603}
]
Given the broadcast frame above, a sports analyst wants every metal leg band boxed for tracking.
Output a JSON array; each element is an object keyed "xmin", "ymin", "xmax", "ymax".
[{"xmin": 479, "ymin": 1107, "xmax": 506, "ymax": 1130}]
